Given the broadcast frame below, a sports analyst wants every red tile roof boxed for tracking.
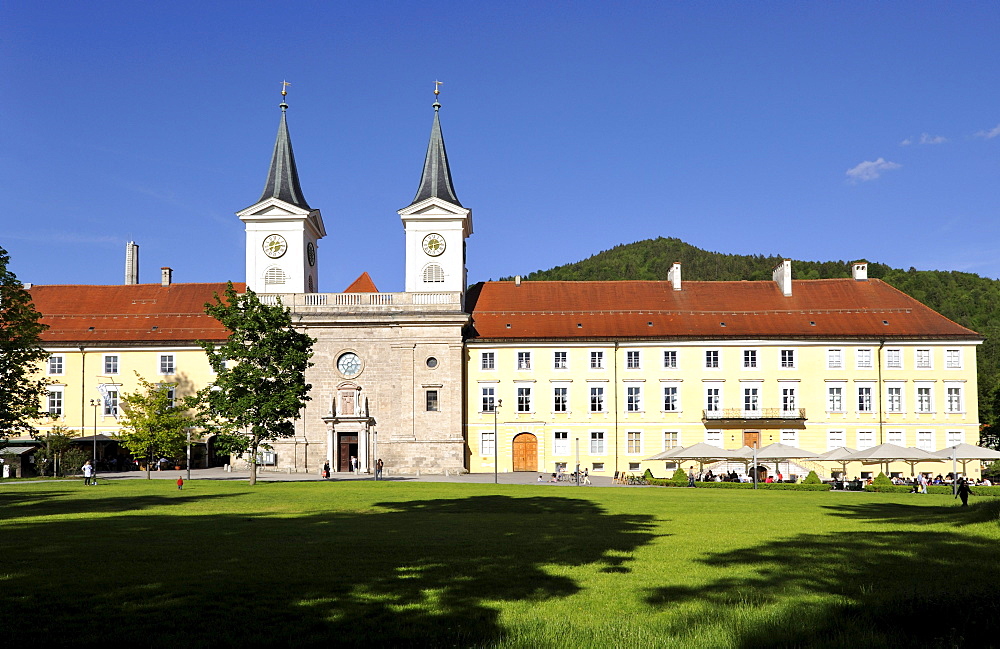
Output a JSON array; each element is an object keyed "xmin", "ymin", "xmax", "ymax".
[
  {"xmin": 343, "ymin": 272, "xmax": 378, "ymax": 293},
  {"xmin": 28, "ymin": 283, "xmax": 245, "ymax": 344},
  {"xmin": 467, "ymin": 279, "xmax": 979, "ymax": 341}
]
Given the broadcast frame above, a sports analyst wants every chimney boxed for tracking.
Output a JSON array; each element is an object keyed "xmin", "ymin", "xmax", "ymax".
[
  {"xmin": 852, "ymin": 261, "xmax": 868, "ymax": 281},
  {"xmin": 514, "ymin": 275, "xmax": 521, "ymax": 287},
  {"xmin": 161, "ymin": 267, "xmax": 173, "ymax": 286},
  {"xmin": 773, "ymin": 259, "xmax": 792, "ymax": 297},
  {"xmin": 125, "ymin": 241, "xmax": 139, "ymax": 285},
  {"xmin": 667, "ymin": 262, "xmax": 682, "ymax": 291}
]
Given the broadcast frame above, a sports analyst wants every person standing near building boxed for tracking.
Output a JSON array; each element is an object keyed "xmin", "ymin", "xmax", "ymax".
[
  {"xmin": 82, "ymin": 460, "xmax": 93, "ymax": 486},
  {"xmin": 376, "ymin": 458, "xmax": 383, "ymax": 479},
  {"xmin": 350, "ymin": 456, "xmax": 358, "ymax": 474}
]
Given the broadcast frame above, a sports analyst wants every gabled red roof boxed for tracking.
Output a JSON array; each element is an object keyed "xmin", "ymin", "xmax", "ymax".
[
  {"xmin": 467, "ymin": 279, "xmax": 979, "ymax": 341},
  {"xmin": 29, "ymin": 283, "xmax": 245, "ymax": 344},
  {"xmin": 343, "ymin": 272, "xmax": 378, "ymax": 293}
]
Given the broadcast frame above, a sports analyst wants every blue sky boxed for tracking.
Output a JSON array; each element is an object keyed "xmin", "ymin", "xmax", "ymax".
[{"xmin": 3, "ymin": 1, "xmax": 999, "ymax": 291}]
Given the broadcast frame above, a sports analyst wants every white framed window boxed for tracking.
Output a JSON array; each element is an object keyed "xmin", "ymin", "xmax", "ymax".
[
  {"xmin": 946, "ymin": 431, "xmax": 963, "ymax": 446},
  {"xmin": 626, "ymin": 385, "xmax": 642, "ymax": 412},
  {"xmin": 627, "ymin": 431, "xmax": 642, "ymax": 454},
  {"xmin": 887, "ymin": 430, "xmax": 904, "ymax": 445},
  {"xmin": 47, "ymin": 389, "xmax": 63, "ymax": 416},
  {"xmin": 856, "ymin": 348, "xmax": 873, "ymax": 369},
  {"xmin": 886, "ymin": 349, "xmax": 902, "ymax": 369},
  {"xmin": 705, "ymin": 430, "xmax": 723, "ymax": 447},
  {"xmin": 104, "ymin": 355, "xmax": 119, "ymax": 375},
  {"xmin": 592, "ymin": 462, "xmax": 605, "ymax": 472},
  {"xmin": 705, "ymin": 350, "xmax": 720, "ymax": 368},
  {"xmin": 743, "ymin": 349, "xmax": 757, "ymax": 368},
  {"xmin": 663, "ymin": 431, "xmax": 680, "ymax": 450},
  {"xmin": 552, "ymin": 385, "xmax": 568, "ymax": 412},
  {"xmin": 780, "ymin": 349, "xmax": 795, "ymax": 368},
  {"xmin": 626, "ymin": 350, "xmax": 641, "ymax": 369},
  {"xmin": 827, "ymin": 386, "xmax": 844, "ymax": 413},
  {"xmin": 663, "ymin": 350, "xmax": 678, "ymax": 369},
  {"xmin": 481, "ymin": 431, "xmax": 495, "ymax": 456},
  {"xmin": 517, "ymin": 351, "xmax": 531, "ymax": 370},
  {"xmin": 422, "ymin": 263, "xmax": 445, "ymax": 283},
  {"xmin": 516, "ymin": 386, "xmax": 532, "ymax": 413},
  {"xmin": 159, "ymin": 354, "xmax": 175, "ymax": 375},
  {"xmin": 554, "ymin": 431, "xmax": 569, "ymax": 455},
  {"xmin": 553, "ymin": 351, "xmax": 568, "ymax": 370},
  {"xmin": 916, "ymin": 386, "xmax": 933, "ymax": 413},
  {"xmin": 915, "ymin": 349, "xmax": 932, "ymax": 369},
  {"xmin": 590, "ymin": 350, "xmax": 604, "ymax": 370},
  {"xmin": 481, "ymin": 386, "xmax": 496, "ymax": 413},
  {"xmin": 857, "ymin": 386, "xmax": 873, "ymax": 413},
  {"xmin": 827, "ymin": 349, "xmax": 843, "ymax": 369},
  {"xmin": 743, "ymin": 386, "xmax": 760, "ymax": 413},
  {"xmin": 165, "ymin": 387, "xmax": 176, "ymax": 408},
  {"xmin": 589, "ymin": 386, "xmax": 605, "ymax": 413},
  {"xmin": 827, "ymin": 430, "xmax": 845, "ymax": 450},
  {"xmin": 946, "ymin": 386, "xmax": 963, "ymax": 413},
  {"xmin": 104, "ymin": 390, "xmax": 119, "ymax": 416},
  {"xmin": 780, "ymin": 430, "xmax": 798, "ymax": 446},
  {"xmin": 481, "ymin": 352, "xmax": 495, "ymax": 371},
  {"xmin": 705, "ymin": 386, "xmax": 721, "ymax": 412},
  {"xmin": 857, "ymin": 430, "xmax": 876, "ymax": 450},
  {"xmin": 425, "ymin": 390, "xmax": 439, "ymax": 412},
  {"xmin": 916, "ymin": 431, "xmax": 934, "ymax": 451},
  {"xmin": 663, "ymin": 384, "xmax": 679, "ymax": 412},
  {"xmin": 48, "ymin": 355, "xmax": 64, "ymax": 375},
  {"xmin": 946, "ymin": 349, "xmax": 962, "ymax": 369},
  {"xmin": 781, "ymin": 387, "xmax": 797, "ymax": 414},
  {"xmin": 886, "ymin": 385, "xmax": 903, "ymax": 413},
  {"xmin": 590, "ymin": 431, "xmax": 605, "ymax": 454}
]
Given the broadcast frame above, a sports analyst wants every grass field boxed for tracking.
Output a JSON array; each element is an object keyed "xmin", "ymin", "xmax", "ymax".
[{"xmin": 2, "ymin": 481, "xmax": 998, "ymax": 648}]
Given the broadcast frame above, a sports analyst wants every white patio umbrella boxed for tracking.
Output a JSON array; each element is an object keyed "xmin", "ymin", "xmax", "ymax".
[
  {"xmin": 934, "ymin": 443, "xmax": 1000, "ymax": 493},
  {"xmin": 844, "ymin": 443, "xmax": 942, "ymax": 477},
  {"xmin": 813, "ymin": 446, "xmax": 859, "ymax": 479},
  {"xmin": 645, "ymin": 443, "xmax": 740, "ymax": 477}
]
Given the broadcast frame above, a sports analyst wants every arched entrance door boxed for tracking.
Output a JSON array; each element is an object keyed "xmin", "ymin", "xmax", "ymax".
[{"xmin": 512, "ymin": 433, "xmax": 537, "ymax": 472}]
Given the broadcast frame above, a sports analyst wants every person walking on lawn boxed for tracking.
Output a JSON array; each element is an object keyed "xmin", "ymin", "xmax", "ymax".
[{"xmin": 956, "ymin": 478, "xmax": 974, "ymax": 507}]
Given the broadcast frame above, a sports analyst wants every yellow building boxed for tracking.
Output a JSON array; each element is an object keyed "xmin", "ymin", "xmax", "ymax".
[
  {"xmin": 464, "ymin": 262, "xmax": 982, "ymax": 480},
  {"xmin": 20, "ymin": 278, "xmax": 238, "ymax": 468}
]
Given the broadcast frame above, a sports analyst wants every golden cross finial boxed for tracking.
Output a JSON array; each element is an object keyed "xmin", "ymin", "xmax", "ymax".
[
  {"xmin": 281, "ymin": 80, "xmax": 291, "ymax": 97},
  {"xmin": 434, "ymin": 80, "xmax": 443, "ymax": 96}
]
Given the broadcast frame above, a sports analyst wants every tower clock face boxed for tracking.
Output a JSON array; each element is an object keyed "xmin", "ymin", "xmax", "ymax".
[
  {"xmin": 263, "ymin": 234, "xmax": 287, "ymax": 258},
  {"xmin": 337, "ymin": 352, "xmax": 362, "ymax": 377},
  {"xmin": 422, "ymin": 233, "xmax": 446, "ymax": 256},
  {"xmin": 307, "ymin": 241, "xmax": 316, "ymax": 266}
]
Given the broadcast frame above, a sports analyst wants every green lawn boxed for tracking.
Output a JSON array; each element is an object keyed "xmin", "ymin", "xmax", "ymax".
[{"xmin": 2, "ymin": 481, "xmax": 998, "ymax": 648}]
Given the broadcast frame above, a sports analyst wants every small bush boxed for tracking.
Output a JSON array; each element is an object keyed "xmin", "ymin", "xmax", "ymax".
[
  {"xmin": 671, "ymin": 467, "xmax": 689, "ymax": 486},
  {"xmin": 643, "ymin": 468, "xmax": 655, "ymax": 480},
  {"xmin": 803, "ymin": 470, "xmax": 822, "ymax": 484},
  {"xmin": 873, "ymin": 472, "xmax": 892, "ymax": 486}
]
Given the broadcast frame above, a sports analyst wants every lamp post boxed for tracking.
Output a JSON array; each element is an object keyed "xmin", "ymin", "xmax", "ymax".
[
  {"xmin": 575, "ymin": 437, "xmax": 580, "ymax": 486},
  {"xmin": 89, "ymin": 398, "xmax": 101, "ymax": 481},
  {"xmin": 373, "ymin": 430, "xmax": 378, "ymax": 480},
  {"xmin": 493, "ymin": 399, "xmax": 502, "ymax": 484}
]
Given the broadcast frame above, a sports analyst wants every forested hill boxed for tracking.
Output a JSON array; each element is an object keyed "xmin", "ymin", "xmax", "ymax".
[{"xmin": 512, "ymin": 237, "xmax": 1000, "ymax": 438}]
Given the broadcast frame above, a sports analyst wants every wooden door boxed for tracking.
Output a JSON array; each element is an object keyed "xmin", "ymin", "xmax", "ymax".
[
  {"xmin": 512, "ymin": 433, "xmax": 537, "ymax": 472},
  {"xmin": 338, "ymin": 434, "xmax": 358, "ymax": 472},
  {"xmin": 743, "ymin": 431, "xmax": 760, "ymax": 449}
]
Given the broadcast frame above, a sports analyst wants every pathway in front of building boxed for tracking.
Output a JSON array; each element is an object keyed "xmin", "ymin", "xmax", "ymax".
[{"xmin": 83, "ymin": 466, "xmax": 624, "ymax": 487}]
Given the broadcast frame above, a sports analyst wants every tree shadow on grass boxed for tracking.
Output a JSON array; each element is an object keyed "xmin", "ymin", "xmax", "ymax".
[
  {"xmin": 819, "ymin": 496, "xmax": 1000, "ymax": 528},
  {"xmin": 3, "ymin": 493, "xmax": 656, "ymax": 648},
  {"xmin": 646, "ymin": 499, "xmax": 1000, "ymax": 648},
  {"xmin": 0, "ymin": 488, "xmax": 240, "ymax": 521}
]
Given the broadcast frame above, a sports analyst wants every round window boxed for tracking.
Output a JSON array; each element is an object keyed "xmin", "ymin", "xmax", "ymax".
[{"xmin": 426, "ymin": 357, "xmax": 438, "ymax": 369}]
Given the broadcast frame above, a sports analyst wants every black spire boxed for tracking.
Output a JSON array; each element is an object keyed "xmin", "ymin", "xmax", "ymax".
[
  {"xmin": 410, "ymin": 100, "xmax": 462, "ymax": 207},
  {"xmin": 258, "ymin": 101, "xmax": 310, "ymax": 209}
]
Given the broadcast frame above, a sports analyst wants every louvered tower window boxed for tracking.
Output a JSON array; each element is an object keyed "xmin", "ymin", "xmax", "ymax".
[{"xmin": 423, "ymin": 264, "xmax": 445, "ymax": 283}]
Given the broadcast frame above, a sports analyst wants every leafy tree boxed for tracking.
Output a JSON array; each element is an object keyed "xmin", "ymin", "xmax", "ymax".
[
  {"xmin": 0, "ymin": 246, "xmax": 49, "ymax": 439},
  {"xmin": 196, "ymin": 283, "xmax": 314, "ymax": 486},
  {"xmin": 32, "ymin": 425, "xmax": 78, "ymax": 476},
  {"xmin": 118, "ymin": 374, "xmax": 194, "ymax": 479}
]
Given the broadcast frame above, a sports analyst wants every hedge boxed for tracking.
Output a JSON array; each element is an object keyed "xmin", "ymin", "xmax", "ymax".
[
  {"xmin": 647, "ymin": 480, "xmax": 831, "ymax": 491},
  {"xmin": 864, "ymin": 484, "xmax": 1000, "ymax": 496}
]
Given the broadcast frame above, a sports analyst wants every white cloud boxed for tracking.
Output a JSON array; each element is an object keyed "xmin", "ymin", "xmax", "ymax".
[
  {"xmin": 900, "ymin": 133, "xmax": 947, "ymax": 146},
  {"xmin": 845, "ymin": 158, "xmax": 901, "ymax": 183},
  {"xmin": 975, "ymin": 124, "xmax": 1000, "ymax": 139}
]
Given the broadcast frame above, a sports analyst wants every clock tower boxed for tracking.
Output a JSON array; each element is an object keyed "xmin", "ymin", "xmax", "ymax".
[
  {"xmin": 239, "ymin": 94, "xmax": 326, "ymax": 294},
  {"xmin": 398, "ymin": 95, "xmax": 472, "ymax": 296}
]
